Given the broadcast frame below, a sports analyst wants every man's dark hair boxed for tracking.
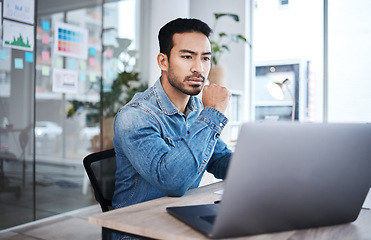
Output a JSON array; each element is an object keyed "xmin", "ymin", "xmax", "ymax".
[{"xmin": 158, "ymin": 18, "xmax": 212, "ymax": 58}]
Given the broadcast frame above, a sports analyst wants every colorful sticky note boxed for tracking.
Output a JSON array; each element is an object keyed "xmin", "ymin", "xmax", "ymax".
[
  {"xmin": 89, "ymin": 47, "xmax": 96, "ymax": 56},
  {"xmin": 79, "ymin": 61, "xmax": 87, "ymax": 70},
  {"xmin": 42, "ymin": 66, "xmax": 50, "ymax": 76},
  {"xmin": 14, "ymin": 58, "xmax": 24, "ymax": 69},
  {"xmin": 67, "ymin": 59, "xmax": 76, "ymax": 70},
  {"xmin": 79, "ymin": 72, "xmax": 87, "ymax": 82},
  {"xmin": 107, "ymin": 70, "xmax": 114, "ymax": 79},
  {"xmin": 25, "ymin": 52, "xmax": 34, "ymax": 63},
  {"xmin": 88, "ymin": 57, "xmax": 95, "ymax": 67},
  {"xmin": 41, "ymin": 51, "xmax": 50, "ymax": 61},
  {"xmin": 0, "ymin": 50, "xmax": 6, "ymax": 60},
  {"xmin": 55, "ymin": 57, "xmax": 63, "ymax": 68},
  {"xmin": 42, "ymin": 21, "xmax": 50, "ymax": 31},
  {"xmin": 89, "ymin": 73, "xmax": 96, "ymax": 82},
  {"xmin": 106, "ymin": 48, "xmax": 113, "ymax": 58},
  {"xmin": 42, "ymin": 34, "xmax": 50, "ymax": 44}
]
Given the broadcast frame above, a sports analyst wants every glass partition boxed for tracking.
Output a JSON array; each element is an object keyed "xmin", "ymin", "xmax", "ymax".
[
  {"xmin": 33, "ymin": 0, "xmax": 145, "ymax": 222},
  {"xmin": 1, "ymin": 0, "xmax": 146, "ymax": 229},
  {"xmin": 34, "ymin": 4, "xmax": 103, "ymax": 220},
  {"xmin": 0, "ymin": 0, "xmax": 36, "ymax": 229}
]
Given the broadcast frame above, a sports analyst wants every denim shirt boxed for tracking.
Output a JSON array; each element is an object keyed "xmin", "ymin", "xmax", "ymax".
[{"xmin": 112, "ymin": 79, "xmax": 232, "ymax": 209}]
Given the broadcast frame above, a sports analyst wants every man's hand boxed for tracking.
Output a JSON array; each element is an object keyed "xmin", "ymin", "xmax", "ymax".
[{"xmin": 202, "ymin": 84, "xmax": 231, "ymax": 114}]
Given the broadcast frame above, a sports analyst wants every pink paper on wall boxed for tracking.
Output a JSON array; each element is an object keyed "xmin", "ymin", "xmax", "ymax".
[
  {"xmin": 42, "ymin": 34, "xmax": 50, "ymax": 44},
  {"xmin": 106, "ymin": 48, "xmax": 113, "ymax": 58},
  {"xmin": 42, "ymin": 51, "xmax": 50, "ymax": 61},
  {"xmin": 89, "ymin": 57, "xmax": 95, "ymax": 67}
]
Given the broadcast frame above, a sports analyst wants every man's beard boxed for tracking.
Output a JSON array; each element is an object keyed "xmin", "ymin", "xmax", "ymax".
[{"xmin": 167, "ymin": 69, "xmax": 206, "ymax": 96}]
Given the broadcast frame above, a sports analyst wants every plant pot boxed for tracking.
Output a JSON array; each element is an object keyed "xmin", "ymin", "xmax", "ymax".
[
  {"xmin": 208, "ymin": 65, "xmax": 226, "ymax": 86},
  {"xmin": 91, "ymin": 117, "xmax": 115, "ymax": 152}
]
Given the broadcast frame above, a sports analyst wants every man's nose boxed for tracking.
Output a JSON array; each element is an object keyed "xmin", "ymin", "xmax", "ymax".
[{"xmin": 191, "ymin": 58, "xmax": 204, "ymax": 73}]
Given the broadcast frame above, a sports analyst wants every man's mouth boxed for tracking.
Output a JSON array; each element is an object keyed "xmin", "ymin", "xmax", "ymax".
[{"xmin": 186, "ymin": 75, "xmax": 205, "ymax": 85}]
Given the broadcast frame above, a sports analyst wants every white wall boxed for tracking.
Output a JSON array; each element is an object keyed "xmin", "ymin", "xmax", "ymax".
[
  {"xmin": 190, "ymin": 0, "xmax": 249, "ymax": 93},
  {"xmin": 147, "ymin": 0, "xmax": 190, "ymax": 87},
  {"xmin": 327, "ymin": 1, "xmax": 371, "ymax": 122}
]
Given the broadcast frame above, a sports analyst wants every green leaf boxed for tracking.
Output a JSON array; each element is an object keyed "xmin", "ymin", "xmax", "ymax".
[
  {"xmin": 212, "ymin": 45, "xmax": 221, "ymax": 52},
  {"xmin": 218, "ymin": 32, "xmax": 228, "ymax": 38},
  {"xmin": 221, "ymin": 45, "xmax": 230, "ymax": 51},
  {"xmin": 236, "ymin": 34, "xmax": 247, "ymax": 42},
  {"xmin": 214, "ymin": 13, "xmax": 239, "ymax": 22}
]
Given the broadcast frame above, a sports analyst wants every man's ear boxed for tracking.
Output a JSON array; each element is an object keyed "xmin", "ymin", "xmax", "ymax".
[{"xmin": 157, "ymin": 53, "xmax": 168, "ymax": 71}]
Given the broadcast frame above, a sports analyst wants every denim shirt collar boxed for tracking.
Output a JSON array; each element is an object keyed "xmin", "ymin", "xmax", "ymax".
[{"xmin": 153, "ymin": 78, "xmax": 201, "ymax": 116}]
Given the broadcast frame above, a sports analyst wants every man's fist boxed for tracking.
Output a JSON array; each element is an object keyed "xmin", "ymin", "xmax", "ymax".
[{"xmin": 202, "ymin": 84, "xmax": 231, "ymax": 114}]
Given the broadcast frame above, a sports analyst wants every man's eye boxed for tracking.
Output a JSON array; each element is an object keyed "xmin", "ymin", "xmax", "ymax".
[
  {"xmin": 182, "ymin": 55, "xmax": 192, "ymax": 59},
  {"xmin": 203, "ymin": 56, "xmax": 210, "ymax": 61}
]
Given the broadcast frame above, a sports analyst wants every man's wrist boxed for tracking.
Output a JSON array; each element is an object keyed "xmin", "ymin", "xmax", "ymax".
[{"xmin": 197, "ymin": 107, "xmax": 229, "ymax": 132}]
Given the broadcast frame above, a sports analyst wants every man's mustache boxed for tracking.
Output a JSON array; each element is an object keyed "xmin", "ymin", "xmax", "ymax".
[{"xmin": 185, "ymin": 74, "xmax": 205, "ymax": 82}]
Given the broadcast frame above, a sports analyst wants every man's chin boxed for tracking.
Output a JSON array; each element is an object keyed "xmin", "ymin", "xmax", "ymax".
[{"xmin": 187, "ymin": 85, "xmax": 203, "ymax": 96}]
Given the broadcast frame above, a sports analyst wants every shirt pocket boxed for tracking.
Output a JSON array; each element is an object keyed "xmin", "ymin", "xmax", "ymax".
[{"xmin": 164, "ymin": 135, "xmax": 181, "ymax": 148}]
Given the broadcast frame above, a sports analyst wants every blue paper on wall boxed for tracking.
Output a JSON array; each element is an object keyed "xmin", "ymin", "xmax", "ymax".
[
  {"xmin": 25, "ymin": 52, "xmax": 34, "ymax": 62},
  {"xmin": 89, "ymin": 47, "xmax": 96, "ymax": 56},
  {"xmin": 42, "ymin": 21, "xmax": 50, "ymax": 31},
  {"xmin": 0, "ymin": 50, "xmax": 6, "ymax": 60},
  {"xmin": 14, "ymin": 58, "xmax": 24, "ymax": 69}
]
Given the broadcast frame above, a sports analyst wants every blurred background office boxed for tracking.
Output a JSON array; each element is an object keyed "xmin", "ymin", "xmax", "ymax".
[{"xmin": 0, "ymin": 0, "xmax": 370, "ymax": 230}]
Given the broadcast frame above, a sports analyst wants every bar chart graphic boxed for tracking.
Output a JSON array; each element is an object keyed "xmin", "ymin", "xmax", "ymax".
[{"xmin": 2, "ymin": 20, "xmax": 34, "ymax": 51}]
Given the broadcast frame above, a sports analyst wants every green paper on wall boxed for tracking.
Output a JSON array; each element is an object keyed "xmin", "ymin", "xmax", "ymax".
[
  {"xmin": 42, "ymin": 66, "xmax": 50, "ymax": 76},
  {"xmin": 55, "ymin": 57, "xmax": 63, "ymax": 68}
]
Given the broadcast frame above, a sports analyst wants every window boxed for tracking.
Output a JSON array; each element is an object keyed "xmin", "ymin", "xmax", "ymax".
[{"xmin": 253, "ymin": 0, "xmax": 323, "ymax": 122}]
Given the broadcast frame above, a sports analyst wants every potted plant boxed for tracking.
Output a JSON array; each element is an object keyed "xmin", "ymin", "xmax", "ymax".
[
  {"xmin": 67, "ymin": 38, "xmax": 147, "ymax": 151},
  {"xmin": 208, "ymin": 13, "xmax": 251, "ymax": 86}
]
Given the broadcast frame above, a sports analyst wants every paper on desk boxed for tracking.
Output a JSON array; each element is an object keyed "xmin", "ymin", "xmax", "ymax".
[{"xmin": 362, "ymin": 188, "xmax": 371, "ymax": 209}]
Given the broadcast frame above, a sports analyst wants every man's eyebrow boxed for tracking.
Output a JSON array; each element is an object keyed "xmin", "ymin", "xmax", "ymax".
[{"xmin": 179, "ymin": 49, "xmax": 212, "ymax": 55}]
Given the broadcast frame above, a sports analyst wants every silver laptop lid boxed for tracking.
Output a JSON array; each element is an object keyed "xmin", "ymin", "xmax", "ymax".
[{"xmin": 212, "ymin": 122, "xmax": 371, "ymax": 238}]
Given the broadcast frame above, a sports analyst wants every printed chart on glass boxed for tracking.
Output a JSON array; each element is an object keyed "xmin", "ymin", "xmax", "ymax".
[
  {"xmin": 54, "ymin": 22, "xmax": 88, "ymax": 60},
  {"xmin": 52, "ymin": 68, "xmax": 78, "ymax": 94},
  {"xmin": 3, "ymin": 0, "xmax": 35, "ymax": 24},
  {"xmin": 2, "ymin": 20, "xmax": 34, "ymax": 51}
]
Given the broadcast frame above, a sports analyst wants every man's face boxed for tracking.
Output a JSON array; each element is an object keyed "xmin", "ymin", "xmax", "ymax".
[{"xmin": 166, "ymin": 32, "xmax": 212, "ymax": 96}]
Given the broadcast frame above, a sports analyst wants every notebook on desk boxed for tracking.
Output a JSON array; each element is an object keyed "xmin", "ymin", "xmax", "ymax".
[{"xmin": 167, "ymin": 122, "xmax": 371, "ymax": 239}]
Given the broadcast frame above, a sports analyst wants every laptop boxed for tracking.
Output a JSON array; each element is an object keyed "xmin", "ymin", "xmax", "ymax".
[{"xmin": 167, "ymin": 122, "xmax": 371, "ymax": 239}]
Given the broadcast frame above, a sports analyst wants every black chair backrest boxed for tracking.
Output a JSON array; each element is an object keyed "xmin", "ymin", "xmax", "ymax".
[{"xmin": 83, "ymin": 148, "xmax": 116, "ymax": 212}]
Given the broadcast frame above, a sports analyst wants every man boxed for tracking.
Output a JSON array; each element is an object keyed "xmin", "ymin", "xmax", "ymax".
[{"xmin": 112, "ymin": 18, "xmax": 232, "ymax": 210}]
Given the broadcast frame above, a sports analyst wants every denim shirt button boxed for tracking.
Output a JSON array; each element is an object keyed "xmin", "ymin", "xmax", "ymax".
[
  {"xmin": 219, "ymin": 122, "xmax": 223, "ymax": 127},
  {"xmin": 215, "ymin": 133, "xmax": 220, "ymax": 138}
]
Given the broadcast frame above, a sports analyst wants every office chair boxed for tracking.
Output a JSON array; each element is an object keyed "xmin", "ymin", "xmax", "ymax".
[
  {"xmin": 83, "ymin": 148, "xmax": 154, "ymax": 240},
  {"xmin": 83, "ymin": 148, "xmax": 117, "ymax": 240},
  {"xmin": 83, "ymin": 148, "xmax": 116, "ymax": 212}
]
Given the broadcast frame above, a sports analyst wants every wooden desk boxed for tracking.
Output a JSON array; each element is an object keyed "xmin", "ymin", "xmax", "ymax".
[{"xmin": 89, "ymin": 182, "xmax": 371, "ymax": 240}]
